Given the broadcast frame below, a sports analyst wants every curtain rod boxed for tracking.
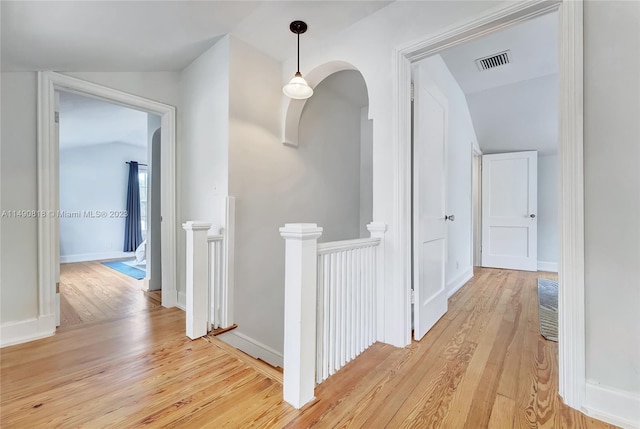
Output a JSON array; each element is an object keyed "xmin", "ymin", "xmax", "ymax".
[{"xmin": 125, "ymin": 161, "xmax": 148, "ymax": 166}]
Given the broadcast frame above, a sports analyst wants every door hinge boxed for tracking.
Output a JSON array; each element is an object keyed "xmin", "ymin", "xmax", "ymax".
[
  {"xmin": 410, "ymin": 82, "xmax": 415, "ymax": 101},
  {"xmin": 411, "ymin": 289, "xmax": 415, "ymax": 304},
  {"xmin": 54, "ymin": 111, "xmax": 60, "ymax": 124}
]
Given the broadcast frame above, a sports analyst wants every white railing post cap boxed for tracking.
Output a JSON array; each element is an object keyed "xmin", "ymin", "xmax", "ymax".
[
  {"xmin": 279, "ymin": 223, "xmax": 323, "ymax": 239},
  {"xmin": 367, "ymin": 222, "xmax": 387, "ymax": 233},
  {"xmin": 182, "ymin": 221, "xmax": 212, "ymax": 231}
]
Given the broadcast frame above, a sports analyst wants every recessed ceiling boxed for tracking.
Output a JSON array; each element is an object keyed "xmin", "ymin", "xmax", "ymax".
[
  {"xmin": 59, "ymin": 91, "xmax": 151, "ymax": 149},
  {"xmin": 1, "ymin": 1, "xmax": 393, "ymax": 71}
]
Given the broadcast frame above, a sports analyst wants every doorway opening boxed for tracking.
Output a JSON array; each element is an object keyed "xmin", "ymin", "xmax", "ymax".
[
  {"xmin": 56, "ymin": 90, "xmax": 163, "ymax": 329},
  {"xmin": 37, "ymin": 72, "xmax": 178, "ymax": 336},
  {"xmin": 397, "ymin": 0, "xmax": 584, "ymax": 409}
]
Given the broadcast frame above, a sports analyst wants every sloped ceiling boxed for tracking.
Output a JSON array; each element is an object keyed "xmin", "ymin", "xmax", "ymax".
[{"xmin": 440, "ymin": 11, "xmax": 559, "ymax": 155}]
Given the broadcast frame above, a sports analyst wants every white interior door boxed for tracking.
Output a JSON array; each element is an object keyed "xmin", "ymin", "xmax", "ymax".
[
  {"xmin": 412, "ymin": 64, "xmax": 448, "ymax": 341},
  {"xmin": 481, "ymin": 151, "xmax": 538, "ymax": 271}
]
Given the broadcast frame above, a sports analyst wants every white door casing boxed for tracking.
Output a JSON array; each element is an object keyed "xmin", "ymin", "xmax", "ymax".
[
  {"xmin": 481, "ymin": 151, "xmax": 538, "ymax": 271},
  {"xmin": 38, "ymin": 72, "xmax": 178, "ymax": 337},
  {"xmin": 412, "ymin": 64, "xmax": 449, "ymax": 341},
  {"xmin": 54, "ymin": 91, "xmax": 61, "ymax": 327}
]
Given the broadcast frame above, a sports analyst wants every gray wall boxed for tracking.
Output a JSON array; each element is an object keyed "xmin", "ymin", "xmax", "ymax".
[
  {"xmin": 148, "ymin": 118, "xmax": 162, "ymax": 291},
  {"xmin": 59, "ymin": 142, "xmax": 147, "ymax": 261},
  {"xmin": 360, "ymin": 107, "xmax": 374, "ymax": 238},
  {"xmin": 584, "ymin": 0, "xmax": 640, "ymax": 393},
  {"xmin": 1, "ymin": 72, "xmax": 39, "ymax": 323},
  {"xmin": 228, "ymin": 37, "xmax": 371, "ymax": 355},
  {"xmin": 537, "ymin": 154, "xmax": 558, "ymax": 265}
]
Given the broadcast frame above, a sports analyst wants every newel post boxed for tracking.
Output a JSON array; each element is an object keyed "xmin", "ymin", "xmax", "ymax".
[
  {"xmin": 367, "ymin": 222, "xmax": 387, "ymax": 342},
  {"xmin": 183, "ymin": 221, "xmax": 211, "ymax": 340},
  {"xmin": 279, "ymin": 223, "xmax": 323, "ymax": 409}
]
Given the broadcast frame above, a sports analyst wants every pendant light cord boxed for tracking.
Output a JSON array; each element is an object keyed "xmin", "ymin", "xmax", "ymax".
[{"xmin": 297, "ymin": 32, "xmax": 300, "ymax": 73}]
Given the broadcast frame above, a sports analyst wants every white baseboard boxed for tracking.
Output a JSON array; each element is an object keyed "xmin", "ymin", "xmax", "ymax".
[
  {"xmin": 176, "ymin": 291, "xmax": 186, "ymax": 311},
  {"xmin": 447, "ymin": 268, "xmax": 474, "ymax": 298},
  {"xmin": 60, "ymin": 251, "xmax": 134, "ymax": 263},
  {"xmin": 1, "ymin": 314, "xmax": 56, "ymax": 348},
  {"xmin": 218, "ymin": 330, "xmax": 283, "ymax": 368},
  {"xmin": 584, "ymin": 381, "xmax": 640, "ymax": 429},
  {"xmin": 537, "ymin": 261, "xmax": 559, "ymax": 272}
]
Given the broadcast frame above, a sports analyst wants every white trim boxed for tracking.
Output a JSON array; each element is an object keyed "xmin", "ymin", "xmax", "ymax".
[
  {"xmin": 37, "ymin": 72, "xmax": 178, "ymax": 343},
  {"xmin": 557, "ymin": 0, "xmax": 585, "ymax": 410},
  {"xmin": 584, "ymin": 382, "xmax": 640, "ymax": 429},
  {"xmin": 60, "ymin": 251, "xmax": 135, "ymax": 264},
  {"xmin": 223, "ymin": 196, "xmax": 236, "ymax": 327},
  {"xmin": 317, "ymin": 238, "xmax": 381, "ymax": 254},
  {"xmin": 177, "ymin": 291, "xmax": 186, "ymax": 311},
  {"xmin": 0, "ymin": 314, "xmax": 56, "ymax": 348},
  {"xmin": 218, "ymin": 330, "xmax": 284, "ymax": 368},
  {"xmin": 447, "ymin": 268, "xmax": 474, "ymax": 298},
  {"xmin": 537, "ymin": 261, "xmax": 559, "ymax": 273},
  {"xmin": 392, "ymin": 0, "xmax": 585, "ymax": 416}
]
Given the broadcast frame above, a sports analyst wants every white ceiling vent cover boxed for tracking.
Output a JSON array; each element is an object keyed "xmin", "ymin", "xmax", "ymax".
[{"xmin": 475, "ymin": 50, "xmax": 512, "ymax": 71}]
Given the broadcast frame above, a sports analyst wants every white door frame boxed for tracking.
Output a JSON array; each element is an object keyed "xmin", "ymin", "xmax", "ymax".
[
  {"xmin": 37, "ymin": 71, "xmax": 179, "ymax": 330},
  {"xmin": 393, "ymin": 0, "xmax": 584, "ymax": 410},
  {"xmin": 471, "ymin": 142, "xmax": 482, "ymax": 268}
]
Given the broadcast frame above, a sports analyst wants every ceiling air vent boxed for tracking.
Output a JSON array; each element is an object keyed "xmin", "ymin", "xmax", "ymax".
[{"xmin": 475, "ymin": 50, "xmax": 512, "ymax": 71}]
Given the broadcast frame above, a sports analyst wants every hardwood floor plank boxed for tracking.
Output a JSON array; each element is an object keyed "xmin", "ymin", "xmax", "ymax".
[
  {"xmin": 59, "ymin": 260, "xmax": 158, "ymax": 331},
  {"xmin": 1, "ymin": 268, "xmax": 617, "ymax": 429},
  {"xmin": 488, "ymin": 394, "xmax": 517, "ymax": 428}
]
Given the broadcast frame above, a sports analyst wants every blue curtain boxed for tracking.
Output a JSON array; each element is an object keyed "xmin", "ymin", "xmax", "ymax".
[{"xmin": 124, "ymin": 161, "xmax": 143, "ymax": 252}]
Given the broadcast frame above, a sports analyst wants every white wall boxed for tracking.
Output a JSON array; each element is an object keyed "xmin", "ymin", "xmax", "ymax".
[
  {"xmin": 59, "ymin": 143, "xmax": 147, "ymax": 262},
  {"xmin": 177, "ymin": 37, "xmax": 231, "ymax": 304},
  {"xmin": 228, "ymin": 36, "xmax": 370, "ymax": 358},
  {"xmin": 537, "ymin": 154, "xmax": 557, "ymax": 268},
  {"xmin": 414, "ymin": 55, "xmax": 478, "ymax": 295},
  {"xmin": 584, "ymin": 0, "xmax": 640, "ymax": 397},
  {"xmin": 0, "ymin": 71, "xmax": 180, "ymax": 325}
]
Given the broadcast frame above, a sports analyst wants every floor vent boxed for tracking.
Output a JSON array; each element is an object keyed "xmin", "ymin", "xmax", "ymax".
[{"xmin": 475, "ymin": 50, "xmax": 512, "ymax": 71}]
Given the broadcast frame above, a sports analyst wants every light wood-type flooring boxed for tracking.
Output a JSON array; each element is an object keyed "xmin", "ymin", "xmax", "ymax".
[
  {"xmin": 1, "ymin": 268, "xmax": 617, "ymax": 428},
  {"xmin": 59, "ymin": 260, "xmax": 161, "ymax": 330}
]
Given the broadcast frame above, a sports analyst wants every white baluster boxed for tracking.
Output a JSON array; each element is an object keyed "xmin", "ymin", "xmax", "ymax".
[
  {"xmin": 322, "ymin": 254, "xmax": 330, "ymax": 382},
  {"xmin": 316, "ymin": 254, "xmax": 324, "ymax": 384}
]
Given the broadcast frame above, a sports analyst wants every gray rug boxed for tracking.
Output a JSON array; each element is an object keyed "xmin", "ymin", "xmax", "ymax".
[{"xmin": 537, "ymin": 278, "xmax": 558, "ymax": 342}]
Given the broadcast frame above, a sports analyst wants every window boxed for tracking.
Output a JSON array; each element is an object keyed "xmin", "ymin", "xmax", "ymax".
[{"xmin": 138, "ymin": 167, "xmax": 148, "ymax": 239}]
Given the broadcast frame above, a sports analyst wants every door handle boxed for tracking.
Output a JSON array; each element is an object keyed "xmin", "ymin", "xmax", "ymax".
[
  {"xmin": 445, "ymin": 214, "xmax": 455, "ymax": 222},
  {"xmin": 529, "ymin": 214, "xmax": 536, "ymax": 218}
]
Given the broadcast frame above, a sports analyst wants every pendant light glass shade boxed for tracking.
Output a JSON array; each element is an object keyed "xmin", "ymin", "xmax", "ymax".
[
  {"xmin": 283, "ymin": 71, "xmax": 314, "ymax": 99},
  {"xmin": 283, "ymin": 21, "xmax": 313, "ymax": 100}
]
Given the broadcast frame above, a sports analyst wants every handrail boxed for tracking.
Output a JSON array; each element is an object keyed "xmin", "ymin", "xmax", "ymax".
[
  {"xmin": 208, "ymin": 234, "xmax": 224, "ymax": 243},
  {"xmin": 317, "ymin": 237, "xmax": 381, "ymax": 255}
]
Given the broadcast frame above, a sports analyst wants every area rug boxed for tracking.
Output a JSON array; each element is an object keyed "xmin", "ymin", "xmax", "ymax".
[
  {"xmin": 102, "ymin": 260, "xmax": 146, "ymax": 280},
  {"xmin": 537, "ymin": 278, "xmax": 558, "ymax": 342}
]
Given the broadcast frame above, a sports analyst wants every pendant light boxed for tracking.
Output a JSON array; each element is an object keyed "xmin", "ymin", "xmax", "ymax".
[{"xmin": 283, "ymin": 21, "xmax": 313, "ymax": 100}]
